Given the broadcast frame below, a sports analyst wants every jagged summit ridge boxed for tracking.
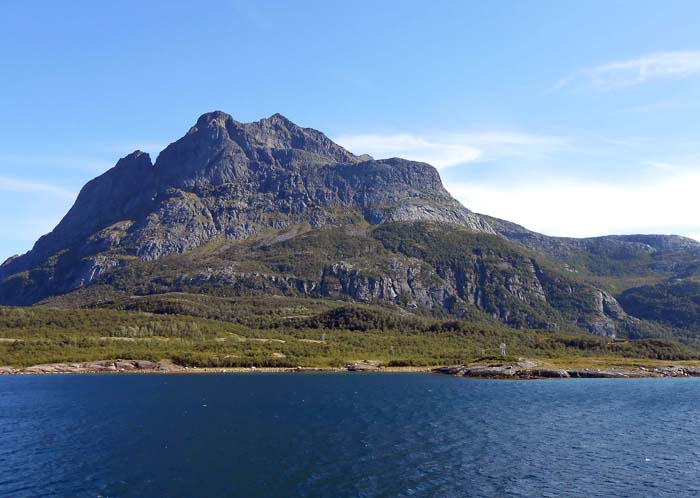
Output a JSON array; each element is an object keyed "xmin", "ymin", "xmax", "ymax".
[
  {"xmin": 0, "ymin": 111, "xmax": 492, "ymax": 301},
  {"xmin": 154, "ymin": 111, "xmax": 364, "ymax": 190}
]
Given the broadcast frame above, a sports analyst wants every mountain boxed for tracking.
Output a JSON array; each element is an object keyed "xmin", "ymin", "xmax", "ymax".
[
  {"xmin": 482, "ymin": 215, "xmax": 700, "ymax": 338},
  {"xmin": 483, "ymin": 215, "xmax": 700, "ymax": 283},
  {"xmin": 1, "ymin": 111, "xmax": 699, "ymax": 341},
  {"xmin": 0, "ymin": 111, "xmax": 490, "ymax": 302}
]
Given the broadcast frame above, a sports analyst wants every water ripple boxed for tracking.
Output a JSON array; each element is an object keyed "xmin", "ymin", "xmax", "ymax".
[{"xmin": 1, "ymin": 375, "xmax": 700, "ymax": 497}]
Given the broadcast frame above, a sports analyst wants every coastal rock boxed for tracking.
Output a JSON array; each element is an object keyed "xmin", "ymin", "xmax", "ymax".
[
  {"xmin": 435, "ymin": 365, "xmax": 469, "ymax": 376},
  {"xmin": 527, "ymin": 369, "xmax": 570, "ymax": 378},
  {"xmin": 346, "ymin": 362, "xmax": 382, "ymax": 372},
  {"xmin": 13, "ymin": 359, "xmax": 184, "ymax": 374},
  {"xmin": 566, "ymin": 368, "xmax": 656, "ymax": 378},
  {"xmin": 435, "ymin": 361, "xmax": 550, "ymax": 379},
  {"xmin": 155, "ymin": 360, "xmax": 185, "ymax": 371},
  {"xmin": 22, "ymin": 363, "xmax": 73, "ymax": 373},
  {"xmin": 463, "ymin": 364, "xmax": 520, "ymax": 377},
  {"xmin": 651, "ymin": 365, "xmax": 700, "ymax": 377},
  {"xmin": 432, "ymin": 362, "xmax": 688, "ymax": 379},
  {"xmin": 83, "ymin": 361, "xmax": 118, "ymax": 371},
  {"xmin": 134, "ymin": 360, "xmax": 157, "ymax": 370},
  {"xmin": 114, "ymin": 360, "xmax": 137, "ymax": 370}
]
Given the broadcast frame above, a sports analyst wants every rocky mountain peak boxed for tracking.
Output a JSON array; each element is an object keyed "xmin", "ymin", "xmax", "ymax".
[
  {"xmin": 0, "ymin": 110, "xmax": 494, "ymax": 298},
  {"xmin": 3, "ymin": 111, "xmax": 696, "ymax": 343},
  {"xmin": 115, "ymin": 150, "xmax": 152, "ymax": 171},
  {"xmin": 193, "ymin": 110, "xmax": 234, "ymax": 128},
  {"xmin": 155, "ymin": 111, "xmax": 359, "ymax": 190},
  {"xmin": 264, "ymin": 112, "xmax": 294, "ymax": 125},
  {"xmin": 31, "ymin": 150, "xmax": 155, "ymax": 258},
  {"xmin": 183, "ymin": 111, "xmax": 351, "ymax": 158}
]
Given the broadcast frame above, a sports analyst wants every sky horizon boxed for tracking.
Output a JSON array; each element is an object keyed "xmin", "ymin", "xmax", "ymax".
[{"xmin": 2, "ymin": 0, "xmax": 700, "ymax": 261}]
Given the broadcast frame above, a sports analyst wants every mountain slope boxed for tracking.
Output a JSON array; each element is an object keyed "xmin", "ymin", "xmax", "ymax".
[
  {"xmin": 481, "ymin": 215, "xmax": 700, "ymax": 336},
  {"xmin": 41, "ymin": 221, "xmax": 630, "ymax": 336},
  {"xmin": 1, "ymin": 111, "xmax": 697, "ymax": 341},
  {"xmin": 0, "ymin": 111, "xmax": 491, "ymax": 304},
  {"xmin": 482, "ymin": 214, "xmax": 700, "ymax": 282}
]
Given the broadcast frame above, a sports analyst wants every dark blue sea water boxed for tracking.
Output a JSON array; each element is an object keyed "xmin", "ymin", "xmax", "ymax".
[{"xmin": 1, "ymin": 374, "xmax": 700, "ymax": 498}]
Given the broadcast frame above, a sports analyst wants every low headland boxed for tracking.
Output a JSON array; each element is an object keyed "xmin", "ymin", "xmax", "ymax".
[
  {"xmin": 3, "ymin": 300, "xmax": 700, "ymax": 380},
  {"xmin": 3, "ymin": 357, "xmax": 700, "ymax": 379}
]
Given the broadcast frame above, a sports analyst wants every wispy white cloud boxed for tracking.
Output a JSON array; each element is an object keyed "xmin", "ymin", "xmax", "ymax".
[
  {"xmin": 0, "ymin": 154, "xmax": 115, "ymax": 173},
  {"xmin": 611, "ymin": 98, "xmax": 697, "ymax": 115},
  {"xmin": 446, "ymin": 166, "xmax": 700, "ymax": 238},
  {"xmin": 644, "ymin": 160, "xmax": 678, "ymax": 171},
  {"xmin": 558, "ymin": 50, "xmax": 700, "ymax": 91},
  {"xmin": 334, "ymin": 131, "xmax": 562, "ymax": 169},
  {"xmin": 0, "ymin": 140, "xmax": 166, "ymax": 175},
  {"xmin": 334, "ymin": 133, "xmax": 480, "ymax": 168},
  {"xmin": 0, "ymin": 177, "xmax": 76, "ymax": 199}
]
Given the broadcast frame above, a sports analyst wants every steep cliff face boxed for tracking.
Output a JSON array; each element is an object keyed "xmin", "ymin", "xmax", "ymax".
[
  {"xmin": 1, "ymin": 151, "xmax": 155, "ymax": 277},
  {"xmin": 132, "ymin": 111, "xmax": 490, "ymax": 260},
  {"xmin": 0, "ymin": 111, "xmax": 491, "ymax": 304},
  {"xmin": 480, "ymin": 214, "xmax": 700, "ymax": 334},
  {"xmin": 43, "ymin": 221, "xmax": 629, "ymax": 337},
  {"xmin": 154, "ymin": 112, "xmax": 360, "ymax": 189}
]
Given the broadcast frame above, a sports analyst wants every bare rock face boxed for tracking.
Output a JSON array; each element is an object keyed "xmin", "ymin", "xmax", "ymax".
[
  {"xmin": 7, "ymin": 359, "xmax": 184, "ymax": 374},
  {"xmin": 132, "ymin": 190, "xmax": 219, "ymax": 260},
  {"xmin": 433, "ymin": 362, "xmax": 700, "ymax": 379},
  {"xmin": 30, "ymin": 151, "xmax": 155, "ymax": 267},
  {"xmin": 0, "ymin": 111, "xmax": 683, "ymax": 339},
  {"xmin": 0, "ymin": 111, "xmax": 493, "ymax": 305},
  {"xmin": 435, "ymin": 361, "xmax": 573, "ymax": 379},
  {"xmin": 576, "ymin": 290, "xmax": 628, "ymax": 338},
  {"xmin": 76, "ymin": 256, "xmax": 121, "ymax": 287}
]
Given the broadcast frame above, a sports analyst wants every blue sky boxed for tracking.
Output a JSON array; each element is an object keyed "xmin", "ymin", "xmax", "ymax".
[{"xmin": 2, "ymin": 0, "xmax": 700, "ymax": 261}]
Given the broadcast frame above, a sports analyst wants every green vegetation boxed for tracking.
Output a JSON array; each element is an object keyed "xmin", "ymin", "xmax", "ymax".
[
  {"xmin": 1, "ymin": 297, "xmax": 697, "ymax": 368},
  {"xmin": 5, "ymin": 221, "xmax": 700, "ymax": 369},
  {"xmin": 15, "ymin": 220, "xmax": 694, "ymax": 346},
  {"xmin": 619, "ymin": 278, "xmax": 700, "ymax": 332}
]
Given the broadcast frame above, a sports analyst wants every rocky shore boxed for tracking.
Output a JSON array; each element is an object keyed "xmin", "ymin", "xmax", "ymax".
[
  {"xmin": 434, "ymin": 361, "xmax": 700, "ymax": 379},
  {"xmin": 0, "ymin": 359, "xmax": 186, "ymax": 375},
  {"xmin": 2, "ymin": 359, "xmax": 700, "ymax": 378},
  {"xmin": 0, "ymin": 360, "xmax": 431, "ymax": 375}
]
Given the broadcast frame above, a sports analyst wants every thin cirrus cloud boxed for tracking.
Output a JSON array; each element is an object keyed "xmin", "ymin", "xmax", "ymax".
[
  {"xmin": 445, "ymin": 166, "xmax": 700, "ymax": 241},
  {"xmin": 333, "ymin": 131, "xmax": 561, "ymax": 169},
  {"xmin": 556, "ymin": 50, "xmax": 700, "ymax": 91},
  {"xmin": 0, "ymin": 176, "xmax": 76, "ymax": 199}
]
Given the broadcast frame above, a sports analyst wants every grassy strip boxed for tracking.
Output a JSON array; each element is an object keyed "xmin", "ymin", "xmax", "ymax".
[{"xmin": 1, "ymin": 305, "xmax": 698, "ymax": 368}]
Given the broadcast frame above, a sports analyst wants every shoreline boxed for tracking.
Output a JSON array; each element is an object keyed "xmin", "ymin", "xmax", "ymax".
[
  {"xmin": 3, "ymin": 359, "xmax": 700, "ymax": 379},
  {"xmin": 0, "ymin": 360, "xmax": 433, "ymax": 376},
  {"xmin": 434, "ymin": 361, "xmax": 700, "ymax": 379}
]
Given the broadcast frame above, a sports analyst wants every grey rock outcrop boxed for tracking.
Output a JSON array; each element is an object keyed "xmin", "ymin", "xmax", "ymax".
[
  {"xmin": 9, "ymin": 359, "xmax": 184, "ymax": 374},
  {"xmin": 0, "ymin": 111, "xmax": 492, "ymax": 303},
  {"xmin": 433, "ymin": 362, "xmax": 700, "ymax": 379}
]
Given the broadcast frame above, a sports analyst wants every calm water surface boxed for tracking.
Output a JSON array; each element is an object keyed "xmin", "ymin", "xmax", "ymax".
[{"xmin": 1, "ymin": 373, "xmax": 699, "ymax": 497}]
